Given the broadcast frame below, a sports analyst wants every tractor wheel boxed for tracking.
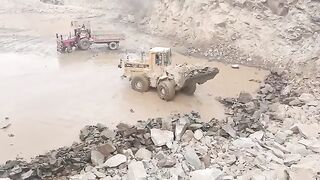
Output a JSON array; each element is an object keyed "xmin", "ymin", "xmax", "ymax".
[
  {"xmin": 183, "ymin": 83, "xmax": 197, "ymax": 95},
  {"xmin": 66, "ymin": 46, "xmax": 73, "ymax": 53},
  {"xmin": 131, "ymin": 75, "xmax": 150, "ymax": 92},
  {"xmin": 157, "ymin": 80, "xmax": 176, "ymax": 101},
  {"xmin": 109, "ymin": 42, "xmax": 119, "ymax": 50},
  {"xmin": 78, "ymin": 38, "xmax": 91, "ymax": 50}
]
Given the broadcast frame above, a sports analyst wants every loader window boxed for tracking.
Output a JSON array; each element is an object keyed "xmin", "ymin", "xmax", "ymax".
[
  {"xmin": 155, "ymin": 54, "xmax": 162, "ymax": 66},
  {"xmin": 163, "ymin": 52, "xmax": 171, "ymax": 66}
]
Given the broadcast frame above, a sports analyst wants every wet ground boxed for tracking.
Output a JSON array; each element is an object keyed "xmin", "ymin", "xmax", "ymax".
[{"xmin": 0, "ymin": 1, "xmax": 269, "ymax": 163}]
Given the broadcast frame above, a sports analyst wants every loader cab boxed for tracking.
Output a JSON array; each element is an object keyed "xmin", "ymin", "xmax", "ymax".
[{"xmin": 149, "ymin": 47, "xmax": 172, "ymax": 70}]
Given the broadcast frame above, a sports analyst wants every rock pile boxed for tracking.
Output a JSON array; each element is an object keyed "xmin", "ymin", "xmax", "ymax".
[
  {"xmin": 39, "ymin": 0, "xmax": 64, "ymax": 5},
  {"xmin": 1, "ymin": 72, "xmax": 319, "ymax": 180},
  {"xmin": 186, "ymin": 43, "xmax": 253, "ymax": 67}
]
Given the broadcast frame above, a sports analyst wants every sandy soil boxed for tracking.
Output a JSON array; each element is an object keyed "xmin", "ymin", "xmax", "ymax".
[{"xmin": 0, "ymin": 1, "xmax": 268, "ymax": 163}]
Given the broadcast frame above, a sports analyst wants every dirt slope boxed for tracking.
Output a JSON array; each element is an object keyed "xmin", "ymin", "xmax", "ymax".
[{"xmin": 119, "ymin": 0, "xmax": 320, "ymax": 72}]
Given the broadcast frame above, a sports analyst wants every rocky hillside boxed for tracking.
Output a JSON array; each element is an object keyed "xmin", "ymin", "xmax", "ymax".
[{"xmin": 123, "ymin": 0, "xmax": 320, "ymax": 71}]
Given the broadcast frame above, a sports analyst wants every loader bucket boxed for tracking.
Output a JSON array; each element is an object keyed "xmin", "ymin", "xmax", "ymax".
[{"xmin": 183, "ymin": 67, "xmax": 219, "ymax": 88}]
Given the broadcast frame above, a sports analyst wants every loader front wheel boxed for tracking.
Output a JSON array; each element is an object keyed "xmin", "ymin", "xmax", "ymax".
[
  {"xmin": 183, "ymin": 83, "xmax": 197, "ymax": 95},
  {"xmin": 157, "ymin": 80, "xmax": 176, "ymax": 101},
  {"xmin": 131, "ymin": 76, "xmax": 150, "ymax": 92}
]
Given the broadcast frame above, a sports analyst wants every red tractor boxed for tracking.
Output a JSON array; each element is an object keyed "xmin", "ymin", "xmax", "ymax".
[{"xmin": 56, "ymin": 21, "xmax": 125, "ymax": 53}]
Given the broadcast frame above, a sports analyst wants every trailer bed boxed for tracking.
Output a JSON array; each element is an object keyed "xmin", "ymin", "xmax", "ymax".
[{"xmin": 91, "ymin": 31, "xmax": 125, "ymax": 43}]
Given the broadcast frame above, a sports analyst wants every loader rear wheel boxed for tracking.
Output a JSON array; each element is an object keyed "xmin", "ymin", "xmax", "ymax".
[
  {"xmin": 109, "ymin": 42, "xmax": 119, "ymax": 50},
  {"xmin": 183, "ymin": 83, "xmax": 197, "ymax": 95},
  {"xmin": 131, "ymin": 76, "xmax": 150, "ymax": 92},
  {"xmin": 78, "ymin": 38, "xmax": 91, "ymax": 50},
  {"xmin": 157, "ymin": 80, "xmax": 176, "ymax": 101}
]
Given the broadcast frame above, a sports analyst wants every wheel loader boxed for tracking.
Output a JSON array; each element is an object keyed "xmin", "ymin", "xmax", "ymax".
[{"xmin": 118, "ymin": 47, "xmax": 219, "ymax": 101}]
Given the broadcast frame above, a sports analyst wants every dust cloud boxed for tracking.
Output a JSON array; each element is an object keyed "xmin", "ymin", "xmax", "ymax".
[{"xmin": 118, "ymin": 0, "xmax": 155, "ymax": 18}]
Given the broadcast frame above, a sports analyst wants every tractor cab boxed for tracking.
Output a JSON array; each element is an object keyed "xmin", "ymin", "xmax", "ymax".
[{"xmin": 71, "ymin": 20, "xmax": 91, "ymax": 39}]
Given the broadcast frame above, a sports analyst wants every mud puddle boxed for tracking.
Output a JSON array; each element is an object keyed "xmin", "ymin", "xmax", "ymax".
[{"xmin": 0, "ymin": 50, "xmax": 268, "ymax": 163}]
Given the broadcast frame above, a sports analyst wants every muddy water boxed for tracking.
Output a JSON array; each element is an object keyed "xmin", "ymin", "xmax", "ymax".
[
  {"xmin": 0, "ymin": 8, "xmax": 268, "ymax": 163},
  {"xmin": 0, "ymin": 51, "xmax": 268, "ymax": 163}
]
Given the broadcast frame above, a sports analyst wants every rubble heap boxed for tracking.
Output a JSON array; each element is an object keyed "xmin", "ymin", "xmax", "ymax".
[{"xmin": 1, "ymin": 72, "xmax": 320, "ymax": 180}]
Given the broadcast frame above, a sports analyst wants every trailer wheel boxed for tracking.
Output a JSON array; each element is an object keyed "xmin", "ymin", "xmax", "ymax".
[
  {"xmin": 78, "ymin": 38, "xmax": 91, "ymax": 50},
  {"xmin": 157, "ymin": 80, "xmax": 176, "ymax": 101},
  {"xmin": 183, "ymin": 83, "xmax": 197, "ymax": 95},
  {"xmin": 131, "ymin": 75, "xmax": 150, "ymax": 92},
  {"xmin": 109, "ymin": 42, "xmax": 119, "ymax": 50}
]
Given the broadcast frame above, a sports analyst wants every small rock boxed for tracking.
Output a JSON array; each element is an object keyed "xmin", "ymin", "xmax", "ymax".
[
  {"xmin": 0, "ymin": 119, "xmax": 11, "ymax": 129},
  {"xmin": 283, "ymin": 118, "xmax": 294, "ymax": 129},
  {"xmin": 21, "ymin": 170, "xmax": 33, "ymax": 179},
  {"xmin": 80, "ymin": 126, "xmax": 91, "ymax": 141},
  {"xmin": 263, "ymin": 84, "xmax": 274, "ymax": 93},
  {"xmin": 281, "ymin": 85, "xmax": 292, "ymax": 96},
  {"xmin": 96, "ymin": 123, "xmax": 107, "ymax": 131},
  {"xmin": 287, "ymin": 167, "xmax": 314, "ymax": 180},
  {"xmin": 222, "ymin": 124, "xmax": 237, "ymax": 138},
  {"xmin": 190, "ymin": 168, "xmax": 224, "ymax": 180},
  {"xmin": 289, "ymin": 99, "xmax": 304, "ymax": 106},
  {"xmin": 194, "ymin": 129, "xmax": 204, "ymax": 140},
  {"xmin": 251, "ymin": 175, "xmax": 267, "ymax": 180},
  {"xmin": 91, "ymin": 150, "xmax": 105, "ymax": 166},
  {"xmin": 222, "ymin": 176, "xmax": 234, "ymax": 180},
  {"xmin": 286, "ymin": 142, "xmax": 308, "ymax": 156},
  {"xmin": 175, "ymin": 118, "xmax": 189, "ymax": 141},
  {"xmin": 157, "ymin": 157, "xmax": 176, "ymax": 168},
  {"xmin": 299, "ymin": 139, "xmax": 320, "ymax": 153},
  {"xmin": 184, "ymin": 147, "xmax": 202, "ymax": 169},
  {"xmin": 70, "ymin": 172, "xmax": 96, "ymax": 180},
  {"xmin": 201, "ymin": 154, "xmax": 211, "ymax": 168},
  {"xmin": 101, "ymin": 129, "xmax": 116, "ymax": 140},
  {"xmin": 231, "ymin": 64, "xmax": 240, "ymax": 69},
  {"xmin": 97, "ymin": 143, "xmax": 116, "ymax": 157},
  {"xmin": 232, "ymin": 138, "xmax": 256, "ymax": 148},
  {"xmin": 275, "ymin": 131, "xmax": 288, "ymax": 144},
  {"xmin": 123, "ymin": 149, "xmax": 134, "ymax": 158},
  {"xmin": 284, "ymin": 154, "xmax": 301, "ymax": 166},
  {"xmin": 270, "ymin": 148, "xmax": 285, "ymax": 159},
  {"xmin": 155, "ymin": 151, "xmax": 166, "ymax": 160},
  {"xmin": 299, "ymin": 93, "xmax": 315, "ymax": 104},
  {"xmin": 181, "ymin": 130, "xmax": 194, "ymax": 142},
  {"xmin": 135, "ymin": 148, "xmax": 152, "ymax": 161},
  {"xmin": 103, "ymin": 154, "xmax": 127, "ymax": 167},
  {"xmin": 92, "ymin": 168, "xmax": 106, "ymax": 178},
  {"xmin": 249, "ymin": 131, "xmax": 264, "ymax": 140},
  {"xmin": 127, "ymin": 161, "xmax": 147, "ymax": 180},
  {"xmin": 150, "ymin": 129, "xmax": 174, "ymax": 146},
  {"xmin": 188, "ymin": 123, "xmax": 203, "ymax": 131},
  {"xmin": 238, "ymin": 91, "xmax": 253, "ymax": 104},
  {"xmin": 291, "ymin": 123, "xmax": 319, "ymax": 139},
  {"xmin": 245, "ymin": 102, "xmax": 256, "ymax": 113},
  {"xmin": 306, "ymin": 101, "xmax": 318, "ymax": 106},
  {"xmin": 161, "ymin": 118, "xmax": 173, "ymax": 131},
  {"xmin": 9, "ymin": 166, "xmax": 22, "ymax": 176}
]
